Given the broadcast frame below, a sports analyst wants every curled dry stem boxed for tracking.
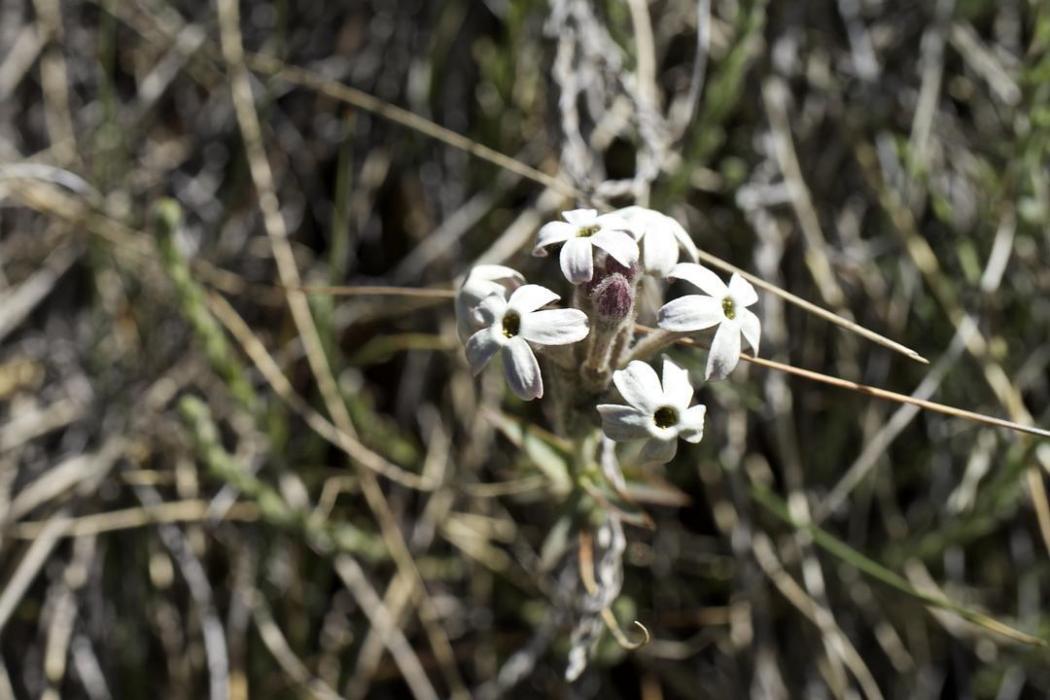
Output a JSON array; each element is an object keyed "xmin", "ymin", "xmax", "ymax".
[
  {"xmin": 578, "ymin": 527, "xmax": 651, "ymax": 651},
  {"xmin": 600, "ymin": 612, "xmax": 651, "ymax": 650}
]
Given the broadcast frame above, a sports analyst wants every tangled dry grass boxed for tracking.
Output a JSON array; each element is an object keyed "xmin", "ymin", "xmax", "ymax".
[{"xmin": 1, "ymin": 0, "xmax": 1049, "ymax": 697}]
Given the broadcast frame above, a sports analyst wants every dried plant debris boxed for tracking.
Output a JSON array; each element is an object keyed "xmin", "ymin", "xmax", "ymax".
[{"xmin": 1, "ymin": 0, "xmax": 1049, "ymax": 697}]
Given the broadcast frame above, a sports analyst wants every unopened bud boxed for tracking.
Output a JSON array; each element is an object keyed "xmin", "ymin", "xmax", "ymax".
[
  {"xmin": 602, "ymin": 257, "xmax": 637, "ymax": 282},
  {"xmin": 584, "ymin": 257, "xmax": 638, "ymax": 295},
  {"xmin": 592, "ymin": 274, "xmax": 633, "ymax": 322}
]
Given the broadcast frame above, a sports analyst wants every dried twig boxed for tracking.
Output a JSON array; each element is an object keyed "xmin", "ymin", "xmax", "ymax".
[{"xmin": 213, "ymin": 5, "xmax": 467, "ymax": 694}]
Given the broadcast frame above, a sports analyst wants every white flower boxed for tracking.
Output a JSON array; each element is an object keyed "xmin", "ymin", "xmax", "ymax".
[
  {"xmin": 455, "ymin": 265, "xmax": 524, "ymax": 342},
  {"xmin": 614, "ymin": 206, "xmax": 699, "ymax": 277},
  {"xmin": 657, "ymin": 263, "xmax": 760, "ymax": 380},
  {"xmin": 533, "ymin": 208, "xmax": 638, "ymax": 284},
  {"xmin": 465, "ymin": 284, "xmax": 589, "ymax": 400},
  {"xmin": 597, "ymin": 357, "xmax": 706, "ymax": 466}
]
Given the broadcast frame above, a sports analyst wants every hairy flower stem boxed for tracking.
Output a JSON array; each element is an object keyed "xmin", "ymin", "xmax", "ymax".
[
  {"xmin": 546, "ymin": 336, "xmax": 597, "ymax": 438},
  {"xmin": 608, "ymin": 323, "xmax": 634, "ymax": 369},
  {"xmin": 546, "ymin": 361, "xmax": 575, "ymax": 437},
  {"xmin": 548, "ymin": 333, "xmax": 619, "ymax": 439},
  {"xmin": 625, "ymin": 328, "xmax": 687, "ymax": 365},
  {"xmin": 582, "ymin": 323, "xmax": 620, "ymax": 392},
  {"xmin": 539, "ymin": 345, "xmax": 586, "ymax": 435},
  {"xmin": 578, "ymin": 261, "xmax": 639, "ymax": 392},
  {"xmin": 541, "ymin": 343, "xmax": 581, "ymax": 372},
  {"xmin": 610, "ymin": 273, "xmax": 643, "ymax": 369},
  {"xmin": 548, "ymin": 361, "xmax": 602, "ymax": 438}
]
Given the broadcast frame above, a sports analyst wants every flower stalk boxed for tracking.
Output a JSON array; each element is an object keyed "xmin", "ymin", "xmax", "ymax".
[{"xmin": 454, "ymin": 205, "xmax": 758, "ymax": 678}]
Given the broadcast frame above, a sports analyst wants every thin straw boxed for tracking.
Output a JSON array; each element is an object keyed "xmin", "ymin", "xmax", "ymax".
[
  {"xmin": 638, "ymin": 326, "xmax": 1050, "ymax": 440},
  {"xmin": 294, "ymin": 284, "xmax": 1047, "ymax": 439},
  {"xmin": 248, "ymin": 53, "xmax": 928, "ymax": 366}
]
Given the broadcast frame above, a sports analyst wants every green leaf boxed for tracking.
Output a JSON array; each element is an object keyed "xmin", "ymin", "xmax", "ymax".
[{"xmin": 487, "ymin": 410, "xmax": 573, "ymax": 493}]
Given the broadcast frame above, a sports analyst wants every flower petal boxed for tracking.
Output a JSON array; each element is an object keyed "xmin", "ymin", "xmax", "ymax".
[
  {"xmin": 706, "ymin": 320, "xmax": 741, "ymax": 380},
  {"xmin": 739, "ymin": 307, "xmax": 761, "ymax": 355},
  {"xmin": 502, "ymin": 337, "xmax": 543, "ymax": 400},
  {"xmin": 456, "ymin": 316, "xmax": 479, "ymax": 344},
  {"xmin": 611, "ymin": 205, "xmax": 649, "ymax": 218},
  {"xmin": 591, "ymin": 229, "xmax": 639, "ymax": 268},
  {"xmin": 660, "ymin": 356, "xmax": 693, "ymax": 410},
  {"xmin": 668, "ymin": 262, "xmax": 728, "ymax": 297},
  {"xmin": 666, "ymin": 216, "xmax": 699, "ymax": 263},
  {"xmin": 679, "ymin": 404, "xmax": 707, "ymax": 444},
  {"xmin": 640, "ymin": 225, "xmax": 678, "ymax": 277},
  {"xmin": 465, "ymin": 327, "xmax": 503, "ymax": 376},
  {"xmin": 596, "ymin": 404, "xmax": 654, "ymax": 441},
  {"xmin": 563, "ymin": 208, "xmax": 598, "ymax": 226},
  {"xmin": 639, "ymin": 437, "xmax": 678, "ymax": 466},
  {"xmin": 521, "ymin": 308, "xmax": 589, "ymax": 345},
  {"xmin": 609, "ymin": 205, "xmax": 651, "ymax": 237},
  {"xmin": 475, "ymin": 293, "xmax": 508, "ymax": 325},
  {"xmin": 728, "ymin": 273, "xmax": 758, "ymax": 307},
  {"xmin": 533, "ymin": 221, "xmax": 575, "ymax": 255},
  {"xmin": 456, "ymin": 266, "xmax": 523, "ymax": 341},
  {"xmin": 507, "ymin": 284, "xmax": 560, "ymax": 314},
  {"xmin": 457, "ymin": 266, "xmax": 523, "ymax": 310},
  {"xmin": 457, "ymin": 294, "xmax": 496, "ymax": 342},
  {"xmin": 594, "ymin": 211, "xmax": 632, "ymax": 234},
  {"xmin": 463, "ymin": 264, "xmax": 524, "ymax": 289},
  {"xmin": 612, "ymin": 361, "xmax": 663, "ymax": 413},
  {"xmin": 560, "ymin": 237, "xmax": 594, "ymax": 284},
  {"xmin": 657, "ymin": 295, "xmax": 723, "ymax": 332}
]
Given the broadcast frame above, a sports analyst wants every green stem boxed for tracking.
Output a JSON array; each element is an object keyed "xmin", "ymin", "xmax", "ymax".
[
  {"xmin": 625, "ymin": 328, "xmax": 686, "ymax": 366},
  {"xmin": 178, "ymin": 395, "xmax": 386, "ymax": 561}
]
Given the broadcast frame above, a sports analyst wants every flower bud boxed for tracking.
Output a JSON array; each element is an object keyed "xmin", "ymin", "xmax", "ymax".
[
  {"xmin": 602, "ymin": 257, "xmax": 637, "ymax": 283},
  {"xmin": 591, "ymin": 273, "xmax": 633, "ymax": 322},
  {"xmin": 583, "ymin": 256, "xmax": 637, "ymax": 296}
]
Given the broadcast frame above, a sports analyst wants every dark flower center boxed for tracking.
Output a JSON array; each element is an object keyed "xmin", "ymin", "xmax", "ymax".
[
  {"xmin": 501, "ymin": 311, "xmax": 521, "ymax": 338},
  {"xmin": 654, "ymin": 406, "xmax": 678, "ymax": 429},
  {"xmin": 722, "ymin": 296, "xmax": 736, "ymax": 320},
  {"xmin": 577, "ymin": 224, "xmax": 600, "ymax": 238}
]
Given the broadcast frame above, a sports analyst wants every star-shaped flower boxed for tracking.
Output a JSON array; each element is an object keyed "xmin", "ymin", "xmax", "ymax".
[
  {"xmin": 657, "ymin": 263, "xmax": 760, "ymax": 380},
  {"xmin": 455, "ymin": 264, "xmax": 524, "ymax": 342},
  {"xmin": 597, "ymin": 357, "xmax": 706, "ymax": 466},
  {"xmin": 465, "ymin": 284, "xmax": 589, "ymax": 400},
  {"xmin": 614, "ymin": 206, "xmax": 699, "ymax": 277},
  {"xmin": 533, "ymin": 208, "xmax": 638, "ymax": 284}
]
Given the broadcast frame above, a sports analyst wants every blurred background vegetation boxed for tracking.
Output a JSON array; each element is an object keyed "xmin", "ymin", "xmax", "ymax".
[{"xmin": 1, "ymin": 0, "xmax": 1049, "ymax": 697}]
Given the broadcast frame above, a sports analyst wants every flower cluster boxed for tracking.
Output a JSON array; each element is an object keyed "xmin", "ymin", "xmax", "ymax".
[
  {"xmin": 455, "ymin": 206, "xmax": 761, "ymax": 680},
  {"xmin": 456, "ymin": 206, "xmax": 760, "ymax": 452}
]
